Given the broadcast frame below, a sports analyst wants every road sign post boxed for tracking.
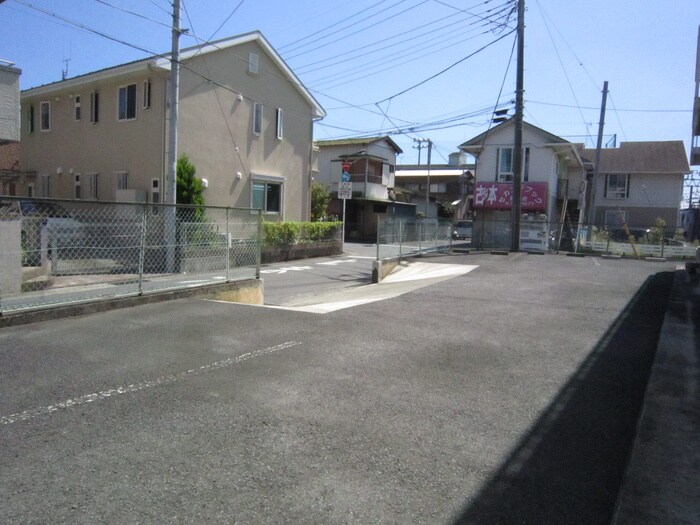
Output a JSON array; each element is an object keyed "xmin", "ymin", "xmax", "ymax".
[{"xmin": 338, "ymin": 180, "xmax": 352, "ymax": 245}]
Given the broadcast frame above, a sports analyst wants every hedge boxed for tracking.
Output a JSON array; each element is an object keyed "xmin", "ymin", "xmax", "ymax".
[{"xmin": 262, "ymin": 221, "xmax": 342, "ymax": 246}]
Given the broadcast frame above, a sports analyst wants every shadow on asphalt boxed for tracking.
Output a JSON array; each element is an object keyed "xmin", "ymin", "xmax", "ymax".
[{"xmin": 450, "ymin": 271, "xmax": 674, "ymax": 525}]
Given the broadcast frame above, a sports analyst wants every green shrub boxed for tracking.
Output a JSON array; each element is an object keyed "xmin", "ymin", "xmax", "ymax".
[{"xmin": 263, "ymin": 221, "xmax": 341, "ymax": 245}]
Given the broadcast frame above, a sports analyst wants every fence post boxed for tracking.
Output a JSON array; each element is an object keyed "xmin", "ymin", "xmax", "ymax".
[
  {"xmin": 256, "ymin": 210, "xmax": 262, "ymax": 279},
  {"xmin": 660, "ymin": 226, "xmax": 665, "ymax": 258},
  {"xmin": 138, "ymin": 205, "xmax": 148, "ymax": 295},
  {"xmin": 399, "ymin": 220, "xmax": 403, "ymax": 259},
  {"xmin": 418, "ymin": 219, "xmax": 422, "ymax": 254},
  {"xmin": 225, "ymin": 208, "xmax": 231, "ymax": 281},
  {"xmin": 606, "ymin": 231, "xmax": 610, "ymax": 254}
]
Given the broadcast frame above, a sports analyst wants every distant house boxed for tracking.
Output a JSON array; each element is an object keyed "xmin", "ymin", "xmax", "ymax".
[
  {"xmin": 18, "ymin": 31, "xmax": 325, "ymax": 220},
  {"xmin": 0, "ymin": 59, "xmax": 23, "ymax": 196},
  {"xmin": 580, "ymin": 141, "xmax": 690, "ymax": 232},
  {"xmin": 460, "ymin": 119, "xmax": 586, "ymax": 250},
  {"xmin": 395, "ymin": 152, "xmax": 475, "ymax": 220},
  {"xmin": 315, "ymin": 136, "xmax": 414, "ymax": 241}
]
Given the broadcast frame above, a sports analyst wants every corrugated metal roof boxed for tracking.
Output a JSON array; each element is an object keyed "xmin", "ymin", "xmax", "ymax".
[{"xmin": 580, "ymin": 141, "xmax": 690, "ymax": 174}]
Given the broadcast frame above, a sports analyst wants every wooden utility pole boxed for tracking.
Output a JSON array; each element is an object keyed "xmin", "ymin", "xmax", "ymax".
[
  {"xmin": 590, "ymin": 81, "xmax": 609, "ymax": 227},
  {"xmin": 510, "ymin": 0, "xmax": 525, "ymax": 252}
]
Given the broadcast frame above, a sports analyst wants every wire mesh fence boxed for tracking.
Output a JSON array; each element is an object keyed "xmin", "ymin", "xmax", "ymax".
[
  {"xmin": 0, "ymin": 197, "xmax": 261, "ymax": 315},
  {"xmin": 469, "ymin": 215, "xmax": 699, "ymax": 257},
  {"xmin": 376, "ymin": 217, "xmax": 453, "ymax": 259}
]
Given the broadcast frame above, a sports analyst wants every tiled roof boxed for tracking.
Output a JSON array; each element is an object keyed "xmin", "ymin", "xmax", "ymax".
[{"xmin": 580, "ymin": 141, "xmax": 690, "ymax": 174}]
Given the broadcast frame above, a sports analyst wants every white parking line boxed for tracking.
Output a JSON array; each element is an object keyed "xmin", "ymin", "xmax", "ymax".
[{"xmin": 1, "ymin": 341, "xmax": 302, "ymax": 426}]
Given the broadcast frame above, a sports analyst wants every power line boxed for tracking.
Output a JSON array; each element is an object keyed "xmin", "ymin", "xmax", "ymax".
[
  {"xmin": 526, "ymin": 99, "xmax": 691, "ymax": 113},
  {"xmin": 92, "ymin": 0, "xmax": 172, "ymax": 30},
  {"xmin": 376, "ymin": 28, "xmax": 516, "ymax": 104}
]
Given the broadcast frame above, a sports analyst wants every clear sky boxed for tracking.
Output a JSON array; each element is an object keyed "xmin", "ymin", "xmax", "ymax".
[{"xmin": 2, "ymin": 0, "xmax": 699, "ymax": 170}]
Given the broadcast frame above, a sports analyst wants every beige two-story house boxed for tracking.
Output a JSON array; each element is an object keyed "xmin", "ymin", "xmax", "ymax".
[
  {"xmin": 315, "ymin": 136, "xmax": 414, "ymax": 241},
  {"xmin": 19, "ymin": 31, "xmax": 325, "ymax": 220}
]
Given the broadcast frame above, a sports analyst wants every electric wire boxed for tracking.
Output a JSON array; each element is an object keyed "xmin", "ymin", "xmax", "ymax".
[
  {"xmin": 299, "ymin": 3, "xmax": 514, "ymax": 87},
  {"xmin": 292, "ymin": 1, "xmax": 512, "ymax": 74},
  {"xmin": 376, "ymin": 27, "xmax": 516, "ymax": 104}
]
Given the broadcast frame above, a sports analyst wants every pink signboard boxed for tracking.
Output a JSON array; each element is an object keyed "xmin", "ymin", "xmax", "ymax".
[{"xmin": 473, "ymin": 182, "xmax": 548, "ymax": 211}]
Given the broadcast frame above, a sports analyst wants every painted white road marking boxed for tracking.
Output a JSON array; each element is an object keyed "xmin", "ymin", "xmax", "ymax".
[
  {"xmin": 1, "ymin": 341, "xmax": 302, "ymax": 426},
  {"xmin": 260, "ymin": 266, "xmax": 313, "ymax": 274},
  {"xmin": 317, "ymin": 259, "xmax": 357, "ymax": 266},
  {"xmin": 382, "ymin": 262, "xmax": 478, "ymax": 283},
  {"xmin": 266, "ymin": 262, "xmax": 479, "ymax": 314}
]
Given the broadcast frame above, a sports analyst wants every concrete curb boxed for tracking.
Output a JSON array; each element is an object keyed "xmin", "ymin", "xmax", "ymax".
[
  {"xmin": 612, "ymin": 270, "xmax": 700, "ymax": 524},
  {"xmin": 0, "ymin": 278, "xmax": 263, "ymax": 328}
]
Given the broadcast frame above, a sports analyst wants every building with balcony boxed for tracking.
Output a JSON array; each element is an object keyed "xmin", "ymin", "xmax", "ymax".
[
  {"xmin": 315, "ymin": 136, "xmax": 414, "ymax": 241},
  {"xmin": 395, "ymin": 152, "xmax": 475, "ymax": 220}
]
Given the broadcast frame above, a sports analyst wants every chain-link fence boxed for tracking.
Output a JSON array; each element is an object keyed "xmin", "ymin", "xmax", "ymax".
[
  {"xmin": 469, "ymin": 215, "xmax": 699, "ymax": 258},
  {"xmin": 0, "ymin": 197, "xmax": 261, "ymax": 315},
  {"xmin": 376, "ymin": 217, "xmax": 453, "ymax": 259}
]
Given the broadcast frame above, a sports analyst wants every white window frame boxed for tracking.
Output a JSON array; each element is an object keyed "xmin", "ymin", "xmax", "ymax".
[
  {"xmin": 39, "ymin": 174, "xmax": 51, "ymax": 197},
  {"xmin": 151, "ymin": 178, "xmax": 160, "ymax": 204},
  {"xmin": 84, "ymin": 172, "xmax": 99, "ymax": 200},
  {"xmin": 604, "ymin": 209, "xmax": 628, "ymax": 228},
  {"xmin": 248, "ymin": 52, "xmax": 259, "ymax": 75},
  {"xmin": 604, "ymin": 173, "xmax": 630, "ymax": 199},
  {"xmin": 143, "ymin": 79, "xmax": 151, "ymax": 110},
  {"xmin": 497, "ymin": 147, "xmax": 513, "ymax": 181},
  {"xmin": 90, "ymin": 91, "xmax": 100, "ymax": 124},
  {"xmin": 253, "ymin": 102, "xmax": 263, "ymax": 135},
  {"xmin": 74, "ymin": 174, "xmax": 81, "ymax": 199},
  {"xmin": 118, "ymin": 83, "xmax": 137, "ymax": 121},
  {"xmin": 251, "ymin": 176, "xmax": 283, "ymax": 215},
  {"xmin": 74, "ymin": 95, "xmax": 81, "ymax": 121},
  {"xmin": 115, "ymin": 171, "xmax": 128, "ymax": 191},
  {"xmin": 40, "ymin": 101, "xmax": 50, "ymax": 131},
  {"xmin": 496, "ymin": 147, "xmax": 530, "ymax": 182},
  {"xmin": 276, "ymin": 108, "xmax": 283, "ymax": 140}
]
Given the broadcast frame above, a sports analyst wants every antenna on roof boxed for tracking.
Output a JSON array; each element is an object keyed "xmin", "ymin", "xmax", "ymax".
[
  {"xmin": 62, "ymin": 58, "xmax": 70, "ymax": 81},
  {"xmin": 62, "ymin": 42, "xmax": 72, "ymax": 81}
]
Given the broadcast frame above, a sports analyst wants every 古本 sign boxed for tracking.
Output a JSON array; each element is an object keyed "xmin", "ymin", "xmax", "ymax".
[{"xmin": 473, "ymin": 182, "xmax": 548, "ymax": 211}]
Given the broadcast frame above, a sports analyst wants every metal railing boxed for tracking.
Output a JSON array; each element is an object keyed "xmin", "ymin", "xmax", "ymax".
[
  {"xmin": 376, "ymin": 217, "xmax": 453, "ymax": 260},
  {"xmin": 0, "ymin": 197, "xmax": 261, "ymax": 315}
]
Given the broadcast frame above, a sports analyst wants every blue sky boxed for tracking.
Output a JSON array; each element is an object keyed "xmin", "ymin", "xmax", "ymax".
[{"xmin": 2, "ymin": 0, "xmax": 699, "ymax": 171}]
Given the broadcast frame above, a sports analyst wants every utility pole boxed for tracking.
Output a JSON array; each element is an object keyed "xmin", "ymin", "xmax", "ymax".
[
  {"xmin": 510, "ymin": 0, "xmax": 525, "ymax": 252},
  {"xmin": 425, "ymin": 139, "xmax": 433, "ymax": 218},
  {"xmin": 165, "ymin": 0, "xmax": 181, "ymax": 272},
  {"xmin": 413, "ymin": 138, "xmax": 427, "ymax": 165},
  {"xmin": 590, "ymin": 81, "xmax": 609, "ymax": 228}
]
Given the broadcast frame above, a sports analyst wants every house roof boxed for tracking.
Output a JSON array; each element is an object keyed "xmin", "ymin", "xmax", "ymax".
[
  {"xmin": 580, "ymin": 141, "xmax": 690, "ymax": 174},
  {"xmin": 395, "ymin": 168, "xmax": 472, "ymax": 178},
  {"xmin": 315, "ymin": 136, "xmax": 403, "ymax": 154},
  {"xmin": 21, "ymin": 31, "xmax": 325, "ymax": 119},
  {"xmin": 459, "ymin": 118, "xmax": 570, "ymax": 151}
]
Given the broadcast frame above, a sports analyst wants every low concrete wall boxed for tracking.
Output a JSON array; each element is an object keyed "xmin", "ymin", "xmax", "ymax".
[
  {"xmin": 0, "ymin": 220, "xmax": 22, "ymax": 295},
  {"xmin": 372, "ymin": 257, "xmax": 401, "ymax": 283},
  {"xmin": 0, "ymin": 278, "xmax": 263, "ymax": 328}
]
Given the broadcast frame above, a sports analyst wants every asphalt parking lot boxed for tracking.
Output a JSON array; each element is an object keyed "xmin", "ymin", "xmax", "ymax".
[{"xmin": 0, "ymin": 252, "xmax": 680, "ymax": 524}]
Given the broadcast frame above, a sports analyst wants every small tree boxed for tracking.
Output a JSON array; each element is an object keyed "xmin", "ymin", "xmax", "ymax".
[
  {"xmin": 177, "ymin": 154, "xmax": 205, "ymax": 221},
  {"xmin": 647, "ymin": 217, "xmax": 666, "ymax": 245},
  {"xmin": 311, "ymin": 182, "xmax": 330, "ymax": 222}
]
